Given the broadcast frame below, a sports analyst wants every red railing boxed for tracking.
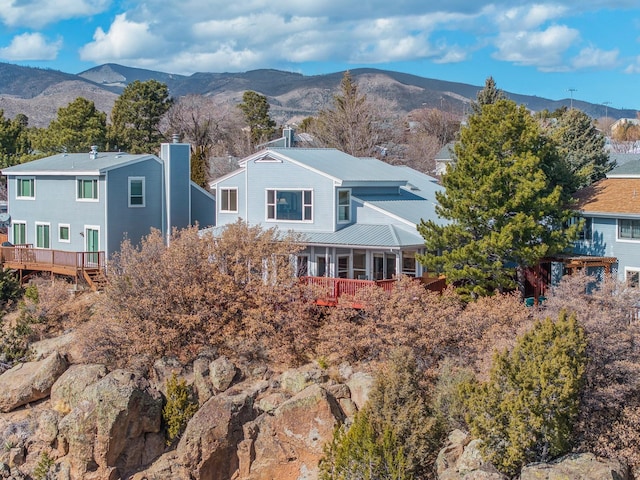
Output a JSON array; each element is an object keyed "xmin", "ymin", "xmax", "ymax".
[{"xmin": 300, "ymin": 276, "xmax": 398, "ymax": 304}]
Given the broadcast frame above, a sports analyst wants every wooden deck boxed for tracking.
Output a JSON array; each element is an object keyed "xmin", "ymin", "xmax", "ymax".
[{"xmin": 0, "ymin": 245, "xmax": 106, "ymax": 291}]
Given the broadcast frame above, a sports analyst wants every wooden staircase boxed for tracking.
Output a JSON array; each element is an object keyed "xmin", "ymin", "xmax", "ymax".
[{"xmin": 83, "ymin": 270, "xmax": 108, "ymax": 292}]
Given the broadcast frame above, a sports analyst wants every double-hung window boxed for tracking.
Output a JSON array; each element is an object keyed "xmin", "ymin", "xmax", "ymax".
[
  {"xmin": 128, "ymin": 177, "xmax": 145, "ymax": 207},
  {"xmin": 16, "ymin": 177, "xmax": 34, "ymax": 199},
  {"xmin": 35, "ymin": 223, "xmax": 50, "ymax": 249},
  {"xmin": 619, "ymin": 219, "xmax": 640, "ymax": 240},
  {"xmin": 12, "ymin": 222, "xmax": 26, "ymax": 245},
  {"xmin": 266, "ymin": 189, "xmax": 312, "ymax": 221},
  {"xmin": 77, "ymin": 178, "xmax": 98, "ymax": 200},
  {"xmin": 338, "ymin": 189, "xmax": 351, "ymax": 222},
  {"xmin": 220, "ymin": 188, "xmax": 238, "ymax": 212}
]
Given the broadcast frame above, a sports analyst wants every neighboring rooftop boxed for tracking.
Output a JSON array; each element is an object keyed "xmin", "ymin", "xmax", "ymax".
[
  {"xmin": 575, "ymin": 177, "xmax": 640, "ymax": 215},
  {"xmin": 0, "ymin": 151, "xmax": 154, "ymax": 175}
]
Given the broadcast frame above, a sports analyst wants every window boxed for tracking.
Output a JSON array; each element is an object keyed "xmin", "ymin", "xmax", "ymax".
[
  {"xmin": 626, "ymin": 268, "xmax": 640, "ymax": 288},
  {"xmin": 12, "ymin": 222, "xmax": 26, "ymax": 245},
  {"xmin": 296, "ymin": 255, "xmax": 308, "ymax": 277},
  {"xmin": 59, "ymin": 224, "xmax": 70, "ymax": 243},
  {"xmin": 16, "ymin": 177, "xmax": 34, "ymax": 199},
  {"xmin": 338, "ymin": 189, "xmax": 350, "ymax": 222},
  {"xmin": 568, "ymin": 216, "xmax": 592, "ymax": 241},
  {"xmin": 77, "ymin": 178, "xmax": 98, "ymax": 200},
  {"xmin": 266, "ymin": 189, "xmax": 312, "ymax": 221},
  {"xmin": 128, "ymin": 177, "xmax": 145, "ymax": 207},
  {"xmin": 619, "ymin": 219, "xmax": 640, "ymax": 240},
  {"xmin": 337, "ymin": 255, "xmax": 350, "ymax": 278},
  {"xmin": 35, "ymin": 223, "xmax": 50, "ymax": 249},
  {"xmin": 353, "ymin": 250, "xmax": 367, "ymax": 279},
  {"xmin": 220, "ymin": 188, "xmax": 238, "ymax": 212}
]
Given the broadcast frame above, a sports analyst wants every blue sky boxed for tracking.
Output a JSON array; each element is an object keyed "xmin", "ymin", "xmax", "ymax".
[{"xmin": 1, "ymin": 1, "xmax": 639, "ymax": 111}]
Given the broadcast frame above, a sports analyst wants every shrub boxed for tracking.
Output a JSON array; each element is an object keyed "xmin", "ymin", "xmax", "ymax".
[
  {"xmin": 32, "ymin": 451, "xmax": 54, "ymax": 480},
  {"xmin": 320, "ymin": 348, "xmax": 444, "ymax": 479},
  {"xmin": 0, "ymin": 268, "xmax": 22, "ymax": 310},
  {"xmin": 163, "ymin": 373, "xmax": 198, "ymax": 445},
  {"xmin": 461, "ymin": 312, "xmax": 587, "ymax": 476}
]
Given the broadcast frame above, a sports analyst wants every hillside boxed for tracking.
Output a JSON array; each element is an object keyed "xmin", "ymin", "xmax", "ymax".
[{"xmin": 0, "ymin": 61, "xmax": 634, "ymax": 127}]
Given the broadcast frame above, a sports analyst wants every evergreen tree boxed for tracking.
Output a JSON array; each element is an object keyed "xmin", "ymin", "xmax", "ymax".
[
  {"xmin": 319, "ymin": 348, "xmax": 443, "ymax": 479},
  {"xmin": 31, "ymin": 97, "xmax": 107, "ymax": 154},
  {"xmin": 237, "ymin": 90, "xmax": 276, "ymax": 147},
  {"xmin": 0, "ymin": 111, "xmax": 31, "ymax": 167},
  {"xmin": 551, "ymin": 108, "xmax": 612, "ymax": 191},
  {"xmin": 312, "ymin": 71, "xmax": 379, "ymax": 157},
  {"xmin": 460, "ymin": 312, "xmax": 587, "ymax": 477},
  {"xmin": 417, "ymin": 99, "xmax": 577, "ymax": 299},
  {"xmin": 471, "ymin": 76, "xmax": 506, "ymax": 114},
  {"xmin": 108, "ymin": 80, "xmax": 172, "ymax": 153},
  {"xmin": 190, "ymin": 147, "xmax": 208, "ymax": 188}
]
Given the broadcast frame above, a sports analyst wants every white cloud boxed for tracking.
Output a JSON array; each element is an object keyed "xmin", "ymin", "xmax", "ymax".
[
  {"xmin": 495, "ymin": 4, "xmax": 568, "ymax": 30},
  {"xmin": 0, "ymin": 0, "xmax": 110, "ymax": 29},
  {"xmin": 79, "ymin": 13, "xmax": 167, "ymax": 63},
  {"xmin": 570, "ymin": 46, "xmax": 619, "ymax": 69},
  {"xmin": 624, "ymin": 56, "xmax": 640, "ymax": 74},
  {"xmin": 0, "ymin": 32, "xmax": 61, "ymax": 61},
  {"xmin": 492, "ymin": 25, "xmax": 580, "ymax": 69}
]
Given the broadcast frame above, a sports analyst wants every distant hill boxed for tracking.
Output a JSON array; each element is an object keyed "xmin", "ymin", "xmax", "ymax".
[{"xmin": 0, "ymin": 61, "xmax": 635, "ymax": 128}]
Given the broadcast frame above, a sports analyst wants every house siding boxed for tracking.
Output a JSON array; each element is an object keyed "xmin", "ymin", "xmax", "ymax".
[
  {"xmin": 244, "ymin": 158, "xmax": 336, "ymax": 232},
  {"xmin": 8, "ymin": 174, "xmax": 106, "ymax": 253},
  {"xmin": 106, "ymin": 159, "xmax": 164, "ymax": 257},
  {"xmin": 191, "ymin": 183, "xmax": 216, "ymax": 228}
]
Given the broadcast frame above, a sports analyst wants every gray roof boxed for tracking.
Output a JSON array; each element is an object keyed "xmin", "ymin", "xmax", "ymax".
[
  {"xmin": 1, "ymin": 151, "xmax": 155, "ymax": 176},
  {"xmin": 356, "ymin": 194, "xmax": 440, "ymax": 225},
  {"xmin": 259, "ymin": 148, "xmax": 410, "ymax": 184},
  {"xmin": 608, "ymin": 159, "xmax": 640, "ymax": 177},
  {"xmin": 301, "ymin": 223, "xmax": 424, "ymax": 248},
  {"xmin": 200, "ymin": 223, "xmax": 424, "ymax": 248},
  {"xmin": 434, "ymin": 143, "xmax": 455, "ymax": 161}
]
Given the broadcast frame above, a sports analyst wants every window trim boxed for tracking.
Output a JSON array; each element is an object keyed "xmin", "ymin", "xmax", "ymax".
[
  {"xmin": 625, "ymin": 267, "xmax": 640, "ymax": 288},
  {"xmin": 58, "ymin": 223, "xmax": 71, "ymax": 243},
  {"xmin": 617, "ymin": 218, "xmax": 640, "ymax": 242},
  {"xmin": 219, "ymin": 187, "xmax": 238, "ymax": 213},
  {"xmin": 337, "ymin": 188, "xmax": 351, "ymax": 223},
  {"xmin": 76, "ymin": 177, "xmax": 99, "ymax": 201},
  {"xmin": 12, "ymin": 221, "xmax": 26, "ymax": 245},
  {"xmin": 128, "ymin": 177, "xmax": 146, "ymax": 208},
  {"xmin": 35, "ymin": 222, "xmax": 51, "ymax": 249},
  {"xmin": 16, "ymin": 177, "xmax": 35, "ymax": 200},
  {"xmin": 265, "ymin": 188, "xmax": 313, "ymax": 223}
]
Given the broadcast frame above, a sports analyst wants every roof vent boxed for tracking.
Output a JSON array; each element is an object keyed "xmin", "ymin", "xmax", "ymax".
[
  {"xmin": 89, "ymin": 145, "xmax": 98, "ymax": 160},
  {"xmin": 172, "ymin": 133, "xmax": 181, "ymax": 144}
]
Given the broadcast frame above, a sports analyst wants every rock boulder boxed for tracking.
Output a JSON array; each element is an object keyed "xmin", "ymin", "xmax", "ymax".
[
  {"xmin": 0, "ymin": 352, "xmax": 68, "ymax": 412},
  {"xmin": 520, "ymin": 453, "xmax": 629, "ymax": 480}
]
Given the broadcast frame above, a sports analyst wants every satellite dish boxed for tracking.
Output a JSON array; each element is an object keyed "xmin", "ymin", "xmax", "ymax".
[{"xmin": 0, "ymin": 213, "xmax": 10, "ymax": 224}]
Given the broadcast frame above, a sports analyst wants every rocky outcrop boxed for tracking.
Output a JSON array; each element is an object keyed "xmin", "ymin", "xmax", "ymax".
[
  {"xmin": 520, "ymin": 453, "xmax": 629, "ymax": 480},
  {"xmin": 436, "ymin": 430, "xmax": 507, "ymax": 480},
  {"xmin": 57, "ymin": 369, "xmax": 164, "ymax": 479},
  {"xmin": 345, "ymin": 371, "xmax": 373, "ymax": 410},
  {"xmin": 0, "ymin": 352, "xmax": 68, "ymax": 412},
  {"xmin": 242, "ymin": 383, "xmax": 345, "ymax": 480},
  {"xmin": 50, "ymin": 364, "xmax": 108, "ymax": 414},
  {"xmin": 209, "ymin": 356, "xmax": 237, "ymax": 392}
]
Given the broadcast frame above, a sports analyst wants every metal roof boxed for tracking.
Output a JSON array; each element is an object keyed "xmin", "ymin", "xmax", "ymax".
[
  {"xmin": 356, "ymin": 195, "xmax": 440, "ymax": 225},
  {"xmin": 1, "ymin": 151, "xmax": 155, "ymax": 176},
  {"xmin": 608, "ymin": 159, "xmax": 640, "ymax": 178},
  {"xmin": 301, "ymin": 223, "xmax": 424, "ymax": 248},
  {"xmin": 263, "ymin": 148, "xmax": 410, "ymax": 184}
]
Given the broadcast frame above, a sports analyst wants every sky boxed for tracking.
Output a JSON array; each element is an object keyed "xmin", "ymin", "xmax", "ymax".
[{"xmin": 1, "ymin": 1, "xmax": 640, "ymax": 111}]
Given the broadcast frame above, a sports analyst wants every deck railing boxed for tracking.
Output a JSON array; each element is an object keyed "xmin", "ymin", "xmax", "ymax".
[
  {"xmin": 0, "ymin": 245, "xmax": 105, "ymax": 273},
  {"xmin": 300, "ymin": 276, "xmax": 400, "ymax": 303}
]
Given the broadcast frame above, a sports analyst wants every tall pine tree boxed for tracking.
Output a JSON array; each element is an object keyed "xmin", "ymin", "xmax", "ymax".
[{"xmin": 418, "ymin": 99, "xmax": 577, "ymax": 298}]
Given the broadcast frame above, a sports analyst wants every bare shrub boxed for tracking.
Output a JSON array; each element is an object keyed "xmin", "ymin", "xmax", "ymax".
[
  {"xmin": 541, "ymin": 270, "xmax": 640, "ymax": 472},
  {"xmin": 87, "ymin": 221, "xmax": 318, "ymax": 368}
]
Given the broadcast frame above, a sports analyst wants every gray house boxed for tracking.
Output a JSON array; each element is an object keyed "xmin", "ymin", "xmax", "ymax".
[
  {"xmin": 209, "ymin": 147, "xmax": 445, "ymax": 281},
  {"xmin": 572, "ymin": 159, "xmax": 640, "ymax": 283},
  {"xmin": 1, "ymin": 141, "xmax": 215, "ymax": 259}
]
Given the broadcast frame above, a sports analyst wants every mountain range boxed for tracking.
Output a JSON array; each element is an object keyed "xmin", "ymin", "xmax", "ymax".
[{"xmin": 0, "ymin": 62, "xmax": 634, "ymax": 128}]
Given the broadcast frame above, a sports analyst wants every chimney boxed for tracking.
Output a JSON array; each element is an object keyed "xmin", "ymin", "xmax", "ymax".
[
  {"xmin": 172, "ymin": 133, "xmax": 181, "ymax": 144},
  {"xmin": 89, "ymin": 145, "xmax": 98, "ymax": 160}
]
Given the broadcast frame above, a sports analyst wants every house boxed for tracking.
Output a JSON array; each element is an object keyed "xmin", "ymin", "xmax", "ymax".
[
  {"xmin": 208, "ymin": 147, "xmax": 445, "ymax": 282},
  {"xmin": 434, "ymin": 143, "xmax": 454, "ymax": 176},
  {"xmin": 1, "ymin": 139, "xmax": 215, "ymax": 260},
  {"xmin": 571, "ymin": 159, "xmax": 640, "ymax": 284}
]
